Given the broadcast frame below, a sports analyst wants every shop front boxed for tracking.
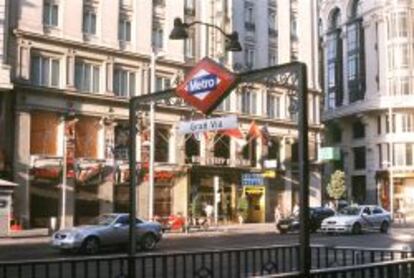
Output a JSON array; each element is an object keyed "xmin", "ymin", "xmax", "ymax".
[
  {"xmin": 188, "ymin": 165, "xmax": 244, "ymax": 223},
  {"xmin": 377, "ymin": 170, "xmax": 414, "ymax": 219}
]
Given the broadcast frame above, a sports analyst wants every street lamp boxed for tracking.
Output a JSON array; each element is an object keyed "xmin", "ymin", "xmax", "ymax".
[
  {"xmin": 148, "ymin": 48, "xmax": 165, "ymax": 221},
  {"xmin": 169, "ymin": 18, "xmax": 242, "ymax": 52}
]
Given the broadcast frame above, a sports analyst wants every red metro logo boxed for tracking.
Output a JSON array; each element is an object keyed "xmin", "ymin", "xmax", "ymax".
[{"xmin": 175, "ymin": 57, "xmax": 237, "ymax": 115}]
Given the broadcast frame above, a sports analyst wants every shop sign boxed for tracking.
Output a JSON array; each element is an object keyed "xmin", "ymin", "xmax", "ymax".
[
  {"xmin": 244, "ymin": 186, "xmax": 265, "ymax": 194},
  {"xmin": 241, "ymin": 173, "xmax": 264, "ymax": 186},
  {"xmin": 191, "ymin": 156, "xmax": 251, "ymax": 167},
  {"xmin": 319, "ymin": 147, "xmax": 341, "ymax": 161},
  {"xmin": 29, "ymin": 156, "xmax": 63, "ymax": 183},
  {"xmin": 263, "ymin": 159, "xmax": 278, "ymax": 169},
  {"xmin": 262, "ymin": 170, "xmax": 276, "ymax": 178},
  {"xmin": 175, "ymin": 57, "xmax": 237, "ymax": 115},
  {"xmin": 178, "ymin": 115, "xmax": 238, "ymax": 134}
]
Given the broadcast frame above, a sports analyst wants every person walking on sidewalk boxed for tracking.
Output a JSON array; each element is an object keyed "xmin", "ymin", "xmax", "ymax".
[
  {"xmin": 274, "ymin": 205, "xmax": 282, "ymax": 233},
  {"xmin": 204, "ymin": 202, "xmax": 214, "ymax": 227}
]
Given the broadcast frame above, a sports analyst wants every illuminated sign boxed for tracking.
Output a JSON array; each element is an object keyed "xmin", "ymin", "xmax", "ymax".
[{"xmin": 176, "ymin": 57, "xmax": 237, "ymax": 114}]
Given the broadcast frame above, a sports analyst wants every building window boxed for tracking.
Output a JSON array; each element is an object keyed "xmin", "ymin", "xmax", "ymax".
[
  {"xmin": 152, "ymin": 25, "xmax": 164, "ymax": 50},
  {"xmin": 291, "ymin": 16, "xmax": 298, "ymax": 40},
  {"xmin": 377, "ymin": 116, "xmax": 381, "ymax": 134},
  {"xmin": 401, "ymin": 113, "xmax": 414, "ymax": 132},
  {"xmin": 245, "ymin": 5, "xmax": 254, "ymax": 24},
  {"xmin": 245, "ymin": 47, "xmax": 255, "ymax": 68},
  {"xmin": 347, "ymin": 18, "xmax": 365, "ymax": 102},
  {"xmin": 31, "ymin": 54, "xmax": 60, "ymax": 87},
  {"xmin": 269, "ymin": 50, "xmax": 277, "ymax": 66},
  {"xmin": 155, "ymin": 76, "xmax": 171, "ymax": 92},
  {"xmin": 326, "ymin": 8, "xmax": 343, "ymax": 109},
  {"xmin": 377, "ymin": 144, "xmax": 382, "ymax": 168},
  {"xmin": 238, "ymin": 89, "xmax": 256, "ymax": 114},
  {"xmin": 43, "ymin": 1, "xmax": 58, "ymax": 26},
  {"xmin": 267, "ymin": 94, "xmax": 281, "ymax": 119},
  {"xmin": 113, "ymin": 68, "xmax": 135, "ymax": 97},
  {"xmin": 352, "ymin": 175, "xmax": 366, "ymax": 204},
  {"xmin": 184, "ymin": 35, "xmax": 194, "ymax": 58},
  {"xmin": 393, "ymin": 143, "xmax": 414, "ymax": 167},
  {"xmin": 353, "ymin": 146, "xmax": 366, "ymax": 170},
  {"xmin": 154, "ymin": 126, "xmax": 169, "ymax": 163},
  {"xmin": 268, "ymin": 9, "xmax": 276, "ymax": 29},
  {"xmin": 75, "ymin": 60, "xmax": 100, "ymax": 93},
  {"xmin": 217, "ymin": 97, "xmax": 231, "ymax": 111},
  {"xmin": 83, "ymin": 9, "xmax": 97, "ymax": 34},
  {"xmin": 118, "ymin": 18, "xmax": 131, "ymax": 42},
  {"xmin": 185, "ymin": 134, "xmax": 199, "ymax": 164},
  {"xmin": 352, "ymin": 121, "xmax": 365, "ymax": 139}
]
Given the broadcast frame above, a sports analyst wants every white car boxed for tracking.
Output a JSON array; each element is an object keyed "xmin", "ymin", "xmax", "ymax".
[{"xmin": 321, "ymin": 205, "xmax": 391, "ymax": 234}]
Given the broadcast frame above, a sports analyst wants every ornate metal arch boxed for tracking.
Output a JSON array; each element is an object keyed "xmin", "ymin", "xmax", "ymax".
[{"xmin": 127, "ymin": 61, "xmax": 311, "ymax": 277}]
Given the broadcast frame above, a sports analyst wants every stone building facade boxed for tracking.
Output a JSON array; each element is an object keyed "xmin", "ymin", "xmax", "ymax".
[
  {"xmin": 320, "ymin": 0, "xmax": 414, "ymax": 217},
  {"xmin": 6, "ymin": 0, "xmax": 322, "ymax": 228}
]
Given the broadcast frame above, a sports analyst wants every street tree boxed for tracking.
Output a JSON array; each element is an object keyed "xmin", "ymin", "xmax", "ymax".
[{"xmin": 326, "ymin": 170, "xmax": 346, "ymax": 207}]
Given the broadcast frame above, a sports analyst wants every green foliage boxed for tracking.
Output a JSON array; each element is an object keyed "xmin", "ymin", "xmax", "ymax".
[{"xmin": 326, "ymin": 170, "xmax": 346, "ymax": 200}]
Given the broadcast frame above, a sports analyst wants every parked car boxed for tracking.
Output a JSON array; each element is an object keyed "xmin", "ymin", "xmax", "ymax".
[
  {"xmin": 51, "ymin": 213, "xmax": 162, "ymax": 254},
  {"xmin": 321, "ymin": 205, "xmax": 391, "ymax": 234},
  {"xmin": 277, "ymin": 207, "xmax": 335, "ymax": 234}
]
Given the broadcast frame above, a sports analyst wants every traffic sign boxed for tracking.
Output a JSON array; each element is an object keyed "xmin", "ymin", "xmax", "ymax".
[
  {"xmin": 175, "ymin": 57, "xmax": 237, "ymax": 114},
  {"xmin": 177, "ymin": 115, "xmax": 238, "ymax": 134}
]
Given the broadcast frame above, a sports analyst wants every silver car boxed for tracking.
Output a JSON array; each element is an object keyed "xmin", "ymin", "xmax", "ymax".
[
  {"xmin": 51, "ymin": 213, "xmax": 162, "ymax": 254},
  {"xmin": 321, "ymin": 205, "xmax": 391, "ymax": 234}
]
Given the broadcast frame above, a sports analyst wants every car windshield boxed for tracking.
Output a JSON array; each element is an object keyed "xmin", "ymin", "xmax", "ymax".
[
  {"xmin": 90, "ymin": 214, "xmax": 117, "ymax": 226},
  {"xmin": 338, "ymin": 207, "xmax": 361, "ymax": 216}
]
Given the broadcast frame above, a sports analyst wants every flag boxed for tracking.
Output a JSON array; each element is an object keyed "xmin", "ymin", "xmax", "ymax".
[
  {"xmin": 220, "ymin": 128, "xmax": 244, "ymax": 139},
  {"xmin": 261, "ymin": 124, "xmax": 271, "ymax": 147},
  {"xmin": 247, "ymin": 121, "xmax": 261, "ymax": 141}
]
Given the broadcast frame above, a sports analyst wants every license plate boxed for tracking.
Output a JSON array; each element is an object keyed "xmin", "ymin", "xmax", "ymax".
[{"xmin": 280, "ymin": 225, "xmax": 288, "ymax": 229}]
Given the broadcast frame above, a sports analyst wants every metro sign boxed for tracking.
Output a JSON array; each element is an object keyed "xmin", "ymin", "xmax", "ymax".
[{"xmin": 176, "ymin": 57, "xmax": 237, "ymax": 115}]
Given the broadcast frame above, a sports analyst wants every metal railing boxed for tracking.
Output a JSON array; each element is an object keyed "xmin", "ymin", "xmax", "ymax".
[
  {"xmin": 0, "ymin": 245, "xmax": 412, "ymax": 278},
  {"xmin": 270, "ymin": 258, "xmax": 414, "ymax": 278}
]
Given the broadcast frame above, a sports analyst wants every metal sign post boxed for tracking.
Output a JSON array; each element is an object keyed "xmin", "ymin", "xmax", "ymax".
[{"xmin": 128, "ymin": 61, "xmax": 310, "ymax": 276}]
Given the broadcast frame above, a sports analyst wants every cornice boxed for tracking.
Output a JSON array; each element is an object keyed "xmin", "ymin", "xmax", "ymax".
[{"xmin": 13, "ymin": 29, "xmax": 191, "ymax": 70}]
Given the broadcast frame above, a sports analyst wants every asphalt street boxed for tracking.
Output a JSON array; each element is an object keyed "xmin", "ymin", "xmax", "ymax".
[{"xmin": 1, "ymin": 228, "xmax": 413, "ymax": 262}]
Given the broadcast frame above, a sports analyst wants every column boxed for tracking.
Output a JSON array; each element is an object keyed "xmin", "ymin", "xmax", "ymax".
[
  {"xmin": 13, "ymin": 110, "xmax": 31, "ymax": 227},
  {"xmin": 17, "ymin": 40, "xmax": 30, "ymax": 80},
  {"xmin": 169, "ymin": 125, "xmax": 177, "ymax": 164},
  {"xmin": 99, "ymin": 120, "xmax": 114, "ymax": 215},
  {"xmin": 66, "ymin": 49, "xmax": 75, "ymax": 88},
  {"xmin": 106, "ymin": 57, "xmax": 114, "ymax": 93},
  {"xmin": 281, "ymin": 137, "xmax": 293, "ymax": 215}
]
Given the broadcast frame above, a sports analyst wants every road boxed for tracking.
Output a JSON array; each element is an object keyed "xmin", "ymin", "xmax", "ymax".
[{"xmin": 1, "ymin": 228, "xmax": 413, "ymax": 261}]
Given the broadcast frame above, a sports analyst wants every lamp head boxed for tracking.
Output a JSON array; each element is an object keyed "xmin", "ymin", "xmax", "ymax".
[
  {"xmin": 169, "ymin": 18, "xmax": 189, "ymax": 40},
  {"xmin": 225, "ymin": 31, "xmax": 242, "ymax": 52}
]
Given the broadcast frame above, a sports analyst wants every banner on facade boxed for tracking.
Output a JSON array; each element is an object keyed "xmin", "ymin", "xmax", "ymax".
[{"xmin": 178, "ymin": 115, "xmax": 238, "ymax": 134}]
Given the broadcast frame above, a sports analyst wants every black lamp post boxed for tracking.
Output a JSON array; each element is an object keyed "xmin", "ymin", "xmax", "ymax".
[{"xmin": 169, "ymin": 17, "xmax": 242, "ymax": 52}]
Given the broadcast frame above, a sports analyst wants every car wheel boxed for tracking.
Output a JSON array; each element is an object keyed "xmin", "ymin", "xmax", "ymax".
[
  {"xmin": 141, "ymin": 234, "xmax": 157, "ymax": 251},
  {"xmin": 352, "ymin": 223, "xmax": 362, "ymax": 235},
  {"xmin": 81, "ymin": 237, "xmax": 100, "ymax": 255},
  {"xmin": 380, "ymin": 221, "xmax": 389, "ymax": 233}
]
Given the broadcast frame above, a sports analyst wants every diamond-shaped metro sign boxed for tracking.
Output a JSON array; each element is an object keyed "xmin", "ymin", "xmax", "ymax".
[{"xmin": 175, "ymin": 57, "xmax": 237, "ymax": 115}]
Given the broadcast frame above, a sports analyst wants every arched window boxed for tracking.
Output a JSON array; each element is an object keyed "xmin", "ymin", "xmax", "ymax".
[
  {"xmin": 326, "ymin": 8, "xmax": 343, "ymax": 109},
  {"xmin": 347, "ymin": 0, "xmax": 365, "ymax": 102}
]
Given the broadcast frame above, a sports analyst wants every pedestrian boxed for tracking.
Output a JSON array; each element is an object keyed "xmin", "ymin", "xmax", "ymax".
[
  {"xmin": 274, "ymin": 205, "xmax": 282, "ymax": 232},
  {"xmin": 293, "ymin": 203, "xmax": 299, "ymax": 216},
  {"xmin": 396, "ymin": 198, "xmax": 407, "ymax": 225},
  {"xmin": 204, "ymin": 202, "xmax": 214, "ymax": 227}
]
